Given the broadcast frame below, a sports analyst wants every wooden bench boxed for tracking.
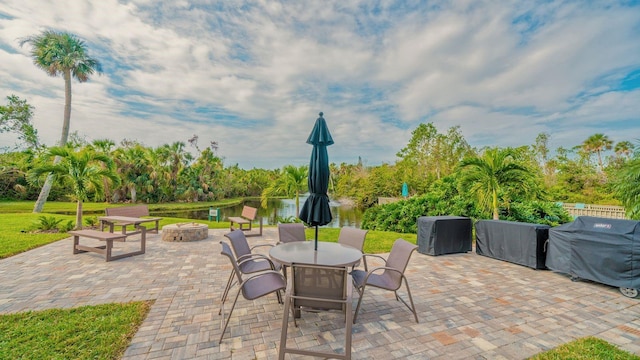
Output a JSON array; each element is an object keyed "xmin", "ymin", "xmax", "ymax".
[
  {"xmin": 101, "ymin": 205, "xmax": 162, "ymax": 235},
  {"xmin": 69, "ymin": 227, "xmax": 146, "ymax": 262},
  {"xmin": 228, "ymin": 205, "xmax": 263, "ymax": 237}
]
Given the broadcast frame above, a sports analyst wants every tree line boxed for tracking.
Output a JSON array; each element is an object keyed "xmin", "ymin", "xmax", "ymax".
[{"xmin": 2, "ymin": 30, "xmax": 639, "ymax": 230}]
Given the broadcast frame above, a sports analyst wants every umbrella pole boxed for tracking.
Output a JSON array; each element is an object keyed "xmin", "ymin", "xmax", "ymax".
[{"xmin": 315, "ymin": 226, "xmax": 318, "ymax": 251}]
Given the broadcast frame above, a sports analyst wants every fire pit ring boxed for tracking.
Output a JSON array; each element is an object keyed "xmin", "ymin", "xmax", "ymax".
[{"xmin": 161, "ymin": 223, "xmax": 209, "ymax": 242}]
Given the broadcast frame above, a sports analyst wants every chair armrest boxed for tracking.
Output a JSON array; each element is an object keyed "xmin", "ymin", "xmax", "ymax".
[
  {"xmin": 237, "ymin": 255, "xmax": 279, "ymax": 270},
  {"xmin": 362, "ymin": 253, "xmax": 386, "ymax": 271},
  {"xmin": 237, "ymin": 253, "xmax": 271, "ymax": 261},
  {"xmin": 250, "ymin": 244, "xmax": 274, "ymax": 251}
]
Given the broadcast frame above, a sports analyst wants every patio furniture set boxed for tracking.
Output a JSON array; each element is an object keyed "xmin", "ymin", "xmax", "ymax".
[{"xmin": 219, "ymin": 225, "xmax": 419, "ymax": 360}]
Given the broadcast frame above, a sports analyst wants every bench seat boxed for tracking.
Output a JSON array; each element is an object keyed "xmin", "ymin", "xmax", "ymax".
[{"xmin": 229, "ymin": 206, "xmax": 263, "ymax": 237}]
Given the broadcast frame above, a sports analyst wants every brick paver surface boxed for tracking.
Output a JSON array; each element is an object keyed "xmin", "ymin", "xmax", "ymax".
[{"xmin": 1, "ymin": 228, "xmax": 639, "ymax": 359}]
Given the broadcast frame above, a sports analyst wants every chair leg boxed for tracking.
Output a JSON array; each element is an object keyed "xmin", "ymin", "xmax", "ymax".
[
  {"xmin": 219, "ymin": 288, "xmax": 243, "ymax": 343},
  {"xmin": 219, "ymin": 270, "xmax": 235, "ymax": 315},
  {"xmin": 345, "ymin": 294, "xmax": 353, "ymax": 360},
  {"xmin": 403, "ymin": 277, "xmax": 419, "ymax": 323},
  {"xmin": 279, "ymin": 292, "xmax": 292, "ymax": 360},
  {"xmin": 352, "ymin": 285, "xmax": 365, "ymax": 324}
]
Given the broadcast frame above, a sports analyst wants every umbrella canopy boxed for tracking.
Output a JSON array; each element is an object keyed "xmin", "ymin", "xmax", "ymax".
[{"xmin": 298, "ymin": 112, "xmax": 334, "ymax": 250}]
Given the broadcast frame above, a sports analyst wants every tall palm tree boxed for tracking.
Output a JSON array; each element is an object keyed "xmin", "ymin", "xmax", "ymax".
[
  {"xmin": 457, "ymin": 147, "xmax": 532, "ymax": 220},
  {"xmin": 261, "ymin": 165, "xmax": 308, "ymax": 217},
  {"xmin": 29, "ymin": 146, "xmax": 119, "ymax": 229},
  {"xmin": 581, "ymin": 133, "xmax": 613, "ymax": 171},
  {"xmin": 20, "ymin": 30, "xmax": 102, "ymax": 213}
]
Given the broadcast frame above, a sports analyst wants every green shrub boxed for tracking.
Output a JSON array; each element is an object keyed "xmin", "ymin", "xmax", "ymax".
[
  {"xmin": 59, "ymin": 220, "xmax": 74, "ymax": 232},
  {"xmin": 36, "ymin": 216, "xmax": 63, "ymax": 231},
  {"xmin": 84, "ymin": 216, "xmax": 98, "ymax": 227}
]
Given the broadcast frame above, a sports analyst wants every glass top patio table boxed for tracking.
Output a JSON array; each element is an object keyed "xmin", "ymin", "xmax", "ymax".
[{"xmin": 269, "ymin": 241, "xmax": 362, "ymax": 267}]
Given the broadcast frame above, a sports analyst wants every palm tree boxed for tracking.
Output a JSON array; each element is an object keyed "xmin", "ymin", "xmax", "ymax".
[
  {"xmin": 90, "ymin": 139, "xmax": 116, "ymax": 202},
  {"xmin": 20, "ymin": 30, "xmax": 102, "ymax": 213},
  {"xmin": 581, "ymin": 133, "xmax": 613, "ymax": 171},
  {"xmin": 614, "ymin": 155, "xmax": 640, "ymax": 219},
  {"xmin": 614, "ymin": 141, "xmax": 634, "ymax": 159},
  {"xmin": 29, "ymin": 146, "xmax": 119, "ymax": 229},
  {"xmin": 261, "ymin": 165, "xmax": 308, "ymax": 217},
  {"xmin": 113, "ymin": 143, "xmax": 151, "ymax": 203},
  {"xmin": 457, "ymin": 147, "xmax": 532, "ymax": 220}
]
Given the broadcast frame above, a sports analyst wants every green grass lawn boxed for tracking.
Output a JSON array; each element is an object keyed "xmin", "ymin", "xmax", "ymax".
[
  {"xmin": 0, "ymin": 301, "xmax": 152, "ymax": 360},
  {"xmin": 528, "ymin": 336, "xmax": 640, "ymax": 360}
]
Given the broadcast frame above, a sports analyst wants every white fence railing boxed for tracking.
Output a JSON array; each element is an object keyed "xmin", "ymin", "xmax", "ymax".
[{"xmin": 560, "ymin": 203, "xmax": 627, "ymax": 219}]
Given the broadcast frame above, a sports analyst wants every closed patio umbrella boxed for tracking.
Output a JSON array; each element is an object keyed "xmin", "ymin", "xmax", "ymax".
[{"xmin": 299, "ymin": 112, "xmax": 334, "ymax": 250}]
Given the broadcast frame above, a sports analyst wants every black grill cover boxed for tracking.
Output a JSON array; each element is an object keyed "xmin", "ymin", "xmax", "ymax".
[
  {"xmin": 475, "ymin": 220, "xmax": 550, "ymax": 269},
  {"xmin": 417, "ymin": 216, "xmax": 472, "ymax": 255},
  {"xmin": 546, "ymin": 216, "xmax": 640, "ymax": 289}
]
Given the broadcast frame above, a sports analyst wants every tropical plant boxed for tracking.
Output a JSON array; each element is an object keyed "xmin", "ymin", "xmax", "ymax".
[
  {"xmin": 261, "ymin": 165, "xmax": 308, "ymax": 216},
  {"xmin": 20, "ymin": 30, "xmax": 102, "ymax": 213},
  {"xmin": 112, "ymin": 142, "xmax": 150, "ymax": 203},
  {"xmin": 29, "ymin": 146, "xmax": 120, "ymax": 229},
  {"xmin": 581, "ymin": 133, "xmax": 613, "ymax": 172},
  {"xmin": 36, "ymin": 216, "xmax": 63, "ymax": 231},
  {"xmin": 614, "ymin": 156, "xmax": 640, "ymax": 219},
  {"xmin": 457, "ymin": 147, "xmax": 535, "ymax": 220}
]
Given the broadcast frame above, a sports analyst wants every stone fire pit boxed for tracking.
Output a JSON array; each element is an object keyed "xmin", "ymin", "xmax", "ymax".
[{"xmin": 161, "ymin": 223, "xmax": 209, "ymax": 242}]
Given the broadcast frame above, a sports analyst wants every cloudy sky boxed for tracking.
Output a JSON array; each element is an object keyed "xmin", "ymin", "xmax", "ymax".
[{"xmin": 1, "ymin": 1, "xmax": 639, "ymax": 169}]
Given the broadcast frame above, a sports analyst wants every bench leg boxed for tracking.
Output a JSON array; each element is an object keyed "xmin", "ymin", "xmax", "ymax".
[
  {"xmin": 105, "ymin": 240, "xmax": 113, "ymax": 261},
  {"xmin": 73, "ymin": 235, "xmax": 81, "ymax": 254},
  {"xmin": 108, "ymin": 226, "xmax": 146, "ymax": 261}
]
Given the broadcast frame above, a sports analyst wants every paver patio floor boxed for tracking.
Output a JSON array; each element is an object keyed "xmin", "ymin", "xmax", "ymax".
[{"xmin": 1, "ymin": 228, "xmax": 639, "ymax": 359}]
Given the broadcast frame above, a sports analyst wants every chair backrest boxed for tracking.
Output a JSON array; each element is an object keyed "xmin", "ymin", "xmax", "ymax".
[
  {"xmin": 224, "ymin": 229, "xmax": 251, "ymax": 258},
  {"xmin": 278, "ymin": 223, "xmax": 306, "ymax": 244},
  {"xmin": 384, "ymin": 239, "xmax": 418, "ymax": 287},
  {"xmin": 241, "ymin": 206, "xmax": 258, "ymax": 220},
  {"xmin": 290, "ymin": 263, "xmax": 349, "ymax": 310},
  {"xmin": 337, "ymin": 227, "xmax": 368, "ymax": 252},
  {"xmin": 220, "ymin": 241, "xmax": 243, "ymax": 284}
]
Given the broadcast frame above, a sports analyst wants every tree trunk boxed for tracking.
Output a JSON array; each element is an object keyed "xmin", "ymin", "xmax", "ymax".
[
  {"xmin": 32, "ymin": 71, "xmax": 72, "ymax": 213},
  {"xmin": 33, "ymin": 155, "xmax": 62, "ymax": 213},
  {"xmin": 76, "ymin": 200, "xmax": 83, "ymax": 230},
  {"xmin": 33, "ymin": 173, "xmax": 55, "ymax": 213},
  {"xmin": 61, "ymin": 70, "xmax": 72, "ymax": 145}
]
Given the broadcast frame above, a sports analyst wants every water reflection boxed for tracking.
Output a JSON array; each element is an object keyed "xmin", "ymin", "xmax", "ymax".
[{"xmin": 157, "ymin": 198, "xmax": 362, "ymax": 228}]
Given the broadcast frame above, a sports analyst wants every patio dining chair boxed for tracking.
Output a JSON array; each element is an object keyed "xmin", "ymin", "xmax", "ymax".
[
  {"xmin": 337, "ymin": 227, "xmax": 368, "ymax": 269},
  {"xmin": 352, "ymin": 238, "xmax": 419, "ymax": 323},
  {"xmin": 279, "ymin": 263, "xmax": 353, "ymax": 360},
  {"xmin": 218, "ymin": 241, "xmax": 286, "ymax": 343},
  {"xmin": 277, "ymin": 223, "xmax": 306, "ymax": 244},
  {"xmin": 221, "ymin": 230, "xmax": 282, "ymax": 305}
]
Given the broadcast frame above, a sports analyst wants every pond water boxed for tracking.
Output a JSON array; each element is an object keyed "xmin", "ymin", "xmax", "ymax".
[{"xmin": 156, "ymin": 197, "xmax": 363, "ymax": 228}]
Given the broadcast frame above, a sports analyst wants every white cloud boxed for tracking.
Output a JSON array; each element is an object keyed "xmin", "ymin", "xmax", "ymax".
[{"xmin": 0, "ymin": 0, "xmax": 639, "ymax": 168}]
